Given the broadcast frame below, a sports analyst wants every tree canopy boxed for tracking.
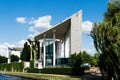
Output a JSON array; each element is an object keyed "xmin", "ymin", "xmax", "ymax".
[
  {"xmin": 0, "ymin": 55, "xmax": 7, "ymax": 63},
  {"xmin": 20, "ymin": 42, "xmax": 30, "ymax": 61},
  {"xmin": 70, "ymin": 52, "xmax": 82, "ymax": 68},
  {"xmin": 10, "ymin": 54, "xmax": 19, "ymax": 62},
  {"xmin": 90, "ymin": 0, "xmax": 120, "ymax": 80},
  {"xmin": 70, "ymin": 51, "xmax": 98, "ymax": 68}
]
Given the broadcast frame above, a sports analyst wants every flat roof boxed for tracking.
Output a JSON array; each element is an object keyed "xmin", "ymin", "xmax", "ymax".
[{"xmin": 8, "ymin": 47, "xmax": 23, "ymax": 51}]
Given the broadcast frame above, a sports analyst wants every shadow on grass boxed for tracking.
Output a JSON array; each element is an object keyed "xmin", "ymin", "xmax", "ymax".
[{"xmin": 68, "ymin": 72, "xmax": 107, "ymax": 80}]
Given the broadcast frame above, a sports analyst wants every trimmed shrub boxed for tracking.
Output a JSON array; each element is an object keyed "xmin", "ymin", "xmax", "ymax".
[
  {"xmin": 26, "ymin": 67, "xmax": 84, "ymax": 75},
  {"xmin": 41, "ymin": 68, "xmax": 72, "ymax": 75},
  {"xmin": 30, "ymin": 60, "xmax": 34, "ymax": 68},
  {"xmin": 71, "ymin": 67, "xmax": 84, "ymax": 75},
  {"xmin": 26, "ymin": 68, "xmax": 39, "ymax": 73},
  {"xmin": 0, "ymin": 62, "xmax": 24, "ymax": 72}
]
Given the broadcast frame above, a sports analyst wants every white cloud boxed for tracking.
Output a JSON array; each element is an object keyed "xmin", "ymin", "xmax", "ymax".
[
  {"xmin": 17, "ymin": 40, "xmax": 26, "ymax": 47},
  {"xmin": 82, "ymin": 48, "xmax": 96, "ymax": 56},
  {"xmin": 16, "ymin": 15, "xmax": 52, "ymax": 39},
  {"xmin": 0, "ymin": 42, "xmax": 16, "ymax": 57},
  {"xmin": 29, "ymin": 26, "xmax": 35, "ymax": 32},
  {"xmin": 28, "ymin": 34, "xmax": 34, "ymax": 39},
  {"xmin": 16, "ymin": 17, "xmax": 27, "ymax": 23},
  {"xmin": 0, "ymin": 40, "xmax": 26, "ymax": 57},
  {"xmin": 28, "ymin": 31, "xmax": 40, "ymax": 40},
  {"xmin": 82, "ymin": 20, "xmax": 93, "ymax": 34},
  {"xmin": 28, "ymin": 16, "xmax": 52, "ymax": 32}
]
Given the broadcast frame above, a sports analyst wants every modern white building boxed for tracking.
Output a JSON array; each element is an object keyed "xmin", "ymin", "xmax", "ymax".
[
  {"xmin": 34, "ymin": 10, "xmax": 82, "ymax": 67},
  {"xmin": 8, "ymin": 47, "xmax": 23, "ymax": 63}
]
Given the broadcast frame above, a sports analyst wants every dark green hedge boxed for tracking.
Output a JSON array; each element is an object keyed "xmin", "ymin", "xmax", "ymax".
[
  {"xmin": 0, "ymin": 62, "xmax": 24, "ymax": 72},
  {"xmin": 26, "ymin": 68, "xmax": 39, "ymax": 73},
  {"xmin": 41, "ymin": 68, "xmax": 72, "ymax": 75},
  {"xmin": 30, "ymin": 60, "xmax": 34, "ymax": 68},
  {"xmin": 26, "ymin": 67, "xmax": 84, "ymax": 75}
]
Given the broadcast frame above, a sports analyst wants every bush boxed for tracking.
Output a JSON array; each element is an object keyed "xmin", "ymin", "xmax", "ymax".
[
  {"xmin": 70, "ymin": 52, "xmax": 82, "ymax": 68},
  {"xmin": 30, "ymin": 60, "xmax": 34, "ymax": 68},
  {"xmin": 26, "ymin": 67, "xmax": 84, "ymax": 75},
  {"xmin": 41, "ymin": 68, "xmax": 72, "ymax": 75},
  {"xmin": 26, "ymin": 68, "xmax": 39, "ymax": 73},
  {"xmin": 71, "ymin": 67, "xmax": 84, "ymax": 75},
  {"xmin": 0, "ymin": 62, "xmax": 24, "ymax": 72}
]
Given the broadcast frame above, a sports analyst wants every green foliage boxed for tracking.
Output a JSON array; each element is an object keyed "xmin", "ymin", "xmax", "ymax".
[
  {"xmin": 81, "ymin": 51, "xmax": 99, "ymax": 66},
  {"xmin": 0, "ymin": 55, "xmax": 7, "ymax": 63},
  {"xmin": 30, "ymin": 60, "xmax": 34, "ymax": 68},
  {"xmin": 0, "ymin": 62, "xmax": 24, "ymax": 72},
  {"xmin": 20, "ymin": 42, "xmax": 30, "ymax": 61},
  {"xmin": 27, "ymin": 39, "xmax": 39, "ymax": 60},
  {"xmin": 26, "ymin": 68, "xmax": 39, "ymax": 73},
  {"xmin": 70, "ymin": 52, "xmax": 82, "ymax": 67},
  {"xmin": 11, "ymin": 62, "xmax": 24, "ymax": 72},
  {"xmin": 90, "ymin": 0, "xmax": 120, "ymax": 79},
  {"xmin": 26, "ymin": 67, "xmax": 84, "ymax": 75},
  {"xmin": 81, "ymin": 51, "xmax": 92, "ymax": 64},
  {"xmin": 10, "ymin": 55, "xmax": 19, "ymax": 62},
  {"xmin": 41, "ymin": 68, "xmax": 72, "ymax": 75},
  {"xmin": 70, "ymin": 51, "xmax": 99, "ymax": 67},
  {"xmin": 92, "ymin": 53, "xmax": 100, "ymax": 66}
]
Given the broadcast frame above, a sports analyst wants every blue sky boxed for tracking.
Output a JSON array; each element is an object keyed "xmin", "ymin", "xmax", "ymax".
[{"xmin": 0, "ymin": 0, "xmax": 108, "ymax": 57}]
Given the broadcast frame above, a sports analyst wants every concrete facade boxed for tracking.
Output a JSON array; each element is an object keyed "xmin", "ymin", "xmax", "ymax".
[
  {"xmin": 34, "ymin": 10, "xmax": 82, "ymax": 67},
  {"xmin": 70, "ymin": 11, "xmax": 82, "ymax": 54}
]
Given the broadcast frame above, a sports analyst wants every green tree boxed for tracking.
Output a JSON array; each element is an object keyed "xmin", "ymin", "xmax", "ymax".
[
  {"xmin": 92, "ymin": 53, "xmax": 100, "ymax": 66},
  {"xmin": 70, "ymin": 52, "xmax": 82, "ymax": 67},
  {"xmin": 0, "ymin": 55, "xmax": 7, "ymax": 63},
  {"xmin": 80, "ymin": 51, "xmax": 98, "ymax": 67},
  {"xmin": 20, "ymin": 42, "xmax": 30, "ymax": 61},
  {"xmin": 90, "ymin": 0, "xmax": 120, "ymax": 79},
  {"xmin": 81, "ymin": 51, "xmax": 92, "ymax": 64},
  {"xmin": 10, "ymin": 54, "xmax": 19, "ymax": 62},
  {"xmin": 70, "ymin": 52, "xmax": 85, "ymax": 75},
  {"xmin": 27, "ymin": 39, "xmax": 39, "ymax": 60}
]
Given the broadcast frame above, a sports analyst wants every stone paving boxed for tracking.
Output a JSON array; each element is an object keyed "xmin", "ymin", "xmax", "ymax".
[{"xmin": 79, "ymin": 67, "xmax": 107, "ymax": 80}]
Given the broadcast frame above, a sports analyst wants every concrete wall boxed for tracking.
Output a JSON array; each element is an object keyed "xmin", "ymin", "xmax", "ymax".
[
  {"xmin": 64, "ymin": 28, "xmax": 70, "ymax": 58},
  {"xmin": 70, "ymin": 10, "xmax": 82, "ymax": 54}
]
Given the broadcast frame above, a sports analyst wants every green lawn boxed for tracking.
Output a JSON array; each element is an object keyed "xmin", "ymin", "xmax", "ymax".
[{"xmin": 1, "ymin": 72, "xmax": 84, "ymax": 80}]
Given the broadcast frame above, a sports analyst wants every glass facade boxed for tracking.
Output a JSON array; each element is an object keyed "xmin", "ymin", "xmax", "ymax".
[
  {"xmin": 56, "ymin": 58, "xmax": 69, "ymax": 66},
  {"xmin": 46, "ymin": 40, "xmax": 53, "ymax": 66},
  {"xmin": 40, "ymin": 39, "xmax": 69, "ymax": 66}
]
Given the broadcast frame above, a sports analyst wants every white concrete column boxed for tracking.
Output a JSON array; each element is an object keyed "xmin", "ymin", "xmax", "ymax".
[
  {"xmin": 43, "ymin": 35, "xmax": 46, "ymax": 67},
  {"xmin": 39, "ymin": 42, "xmax": 42, "ymax": 60},
  {"xmin": 53, "ymin": 30, "xmax": 56, "ymax": 66}
]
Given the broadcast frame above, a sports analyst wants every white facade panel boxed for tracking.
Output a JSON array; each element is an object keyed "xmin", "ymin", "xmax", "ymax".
[
  {"xmin": 70, "ymin": 10, "xmax": 82, "ymax": 54},
  {"xmin": 64, "ymin": 28, "xmax": 70, "ymax": 58}
]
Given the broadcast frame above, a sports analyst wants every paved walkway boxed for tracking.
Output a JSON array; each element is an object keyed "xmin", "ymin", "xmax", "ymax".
[
  {"xmin": 79, "ymin": 73, "xmax": 107, "ymax": 80},
  {"xmin": 78, "ymin": 67, "xmax": 107, "ymax": 80}
]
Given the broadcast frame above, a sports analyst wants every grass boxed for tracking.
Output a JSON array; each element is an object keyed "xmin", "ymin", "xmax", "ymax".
[{"xmin": 1, "ymin": 72, "xmax": 83, "ymax": 80}]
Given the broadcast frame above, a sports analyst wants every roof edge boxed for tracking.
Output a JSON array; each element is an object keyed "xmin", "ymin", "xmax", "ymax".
[{"xmin": 34, "ymin": 10, "xmax": 82, "ymax": 40}]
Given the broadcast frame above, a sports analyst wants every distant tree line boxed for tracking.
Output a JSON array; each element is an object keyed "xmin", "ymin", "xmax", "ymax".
[
  {"xmin": 70, "ymin": 51, "xmax": 99, "ymax": 67},
  {"xmin": 0, "ymin": 54, "xmax": 19, "ymax": 63}
]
